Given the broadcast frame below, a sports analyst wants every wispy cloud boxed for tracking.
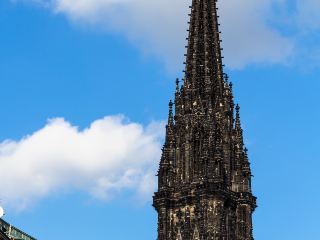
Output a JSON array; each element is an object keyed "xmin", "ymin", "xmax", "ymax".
[
  {"xmin": 0, "ymin": 116, "xmax": 164, "ymax": 210},
  {"xmin": 12, "ymin": 0, "xmax": 294, "ymax": 70},
  {"xmin": 296, "ymin": 0, "xmax": 320, "ymax": 31},
  {"xmin": 219, "ymin": 0, "xmax": 294, "ymax": 69}
]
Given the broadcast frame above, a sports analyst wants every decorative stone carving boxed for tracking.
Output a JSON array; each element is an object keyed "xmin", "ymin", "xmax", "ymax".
[{"xmin": 153, "ymin": 0, "xmax": 257, "ymax": 239}]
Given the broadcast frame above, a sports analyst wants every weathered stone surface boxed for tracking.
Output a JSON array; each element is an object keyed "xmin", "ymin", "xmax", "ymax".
[{"xmin": 153, "ymin": 0, "xmax": 256, "ymax": 239}]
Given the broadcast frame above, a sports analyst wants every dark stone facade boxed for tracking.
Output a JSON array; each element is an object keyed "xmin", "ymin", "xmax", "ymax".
[{"xmin": 153, "ymin": 0, "xmax": 257, "ymax": 239}]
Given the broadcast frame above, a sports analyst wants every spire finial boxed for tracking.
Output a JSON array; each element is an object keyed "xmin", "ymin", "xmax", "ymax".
[
  {"xmin": 244, "ymin": 147, "xmax": 248, "ymax": 156},
  {"xmin": 224, "ymin": 74, "xmax": 229, "ymax": 84},
  {"xmin": 176, "ymin": 78, "xmax": 180, "ymax": 93},
  {"xmin": 243, "ymin": 147, "xmax": 250, "ymax": 168},
  {"xmin": 236, "ymin": 104, "xmax": 240, "ymax": 114},
  {"xmin": 164, "ymin": 100, "xmax": 175, "ymax": 148},
  {"xmin": 229, "ymin": 81, "xmax": 233, "ymax": 90},
  {"xmin": 169, "ymin": 99, "xmax": 173, "ymax": 111},
  {"xmin": 235, "ymin": 104, "xmax": 242, "ymax": 131},
  {"xmin": 168, "ymin": 100, "xmax": 174, "ymax": 124}
]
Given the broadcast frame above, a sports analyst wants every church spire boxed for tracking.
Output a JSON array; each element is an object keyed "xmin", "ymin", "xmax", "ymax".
[
  {"xmin": 184, "ymin": 0, "xmax": 225, "ymax": 106},
  {"xmin": 154, "ymin": 1, "xmax": 257, "ymax": 239}
]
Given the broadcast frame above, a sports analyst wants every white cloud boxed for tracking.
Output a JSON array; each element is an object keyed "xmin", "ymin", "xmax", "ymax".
[
  {"xmin": 0, "ymin": 116, "xmax": 164, "ymax": 210},
  {"xmin": 296, "ymin": 0, "xmax": 320, "ymax": 31},
  {"xmin": 14, "ymin": 0, "xmax": 294, "ymax": 70},
  {"xmin": 219, "ymin": 0, "xmax": 294, "ymax": 68}
]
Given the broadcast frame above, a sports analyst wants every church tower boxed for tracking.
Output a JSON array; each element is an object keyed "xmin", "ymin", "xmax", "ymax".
[{"xmin": 153, "ymin": 0, "xmax": 257, "ymax": 239}]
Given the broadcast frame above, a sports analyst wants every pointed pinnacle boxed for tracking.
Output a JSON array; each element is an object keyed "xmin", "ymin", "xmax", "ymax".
[
  {"xmin": 229, "ymin": 82, "xmax": 233, "ymax": 90},
  {"xmin": 168, "ymin": 100, "xmax": 174, "ymax": 124},
  {"xmin": 243, "ymin": 148, "xmax": 250, "ymax": 166},
  {"xmin": 235, "ymin": 104, "xmax": 242, "ymax": 130},
  {"xmin": 169, "ymin": 100, "xmax": 173, "ymax": 110},
  {"xmin": 236, "ymin": 104, "xmax": 240, "ymax": 114},
  {"xmin": 224, "ymin": 74, "xmax": 229, "ymax": 83},
  {"xmin": 176, "ymin": 78, "xmax": 180, "ymax": 93}
]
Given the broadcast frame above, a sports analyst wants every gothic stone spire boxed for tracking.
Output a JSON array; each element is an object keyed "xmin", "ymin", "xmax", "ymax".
[
  {"xmin": 154, "ymin": 1, "xmax": 257, "ymax": 239},
  {"xmin": 184, "ymin": 0, "xmax": 224, "ymax": 104}
]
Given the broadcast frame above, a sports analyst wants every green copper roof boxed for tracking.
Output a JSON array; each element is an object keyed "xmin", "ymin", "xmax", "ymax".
[{"xmin": 0, "ymin": 219, "xmax": 36, "ymax": 240}]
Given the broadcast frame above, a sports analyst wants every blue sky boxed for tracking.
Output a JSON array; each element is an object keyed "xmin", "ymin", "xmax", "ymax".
[{"xmin": 0, "ymin": 0, "xmax": 320, "ymax": 239}]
